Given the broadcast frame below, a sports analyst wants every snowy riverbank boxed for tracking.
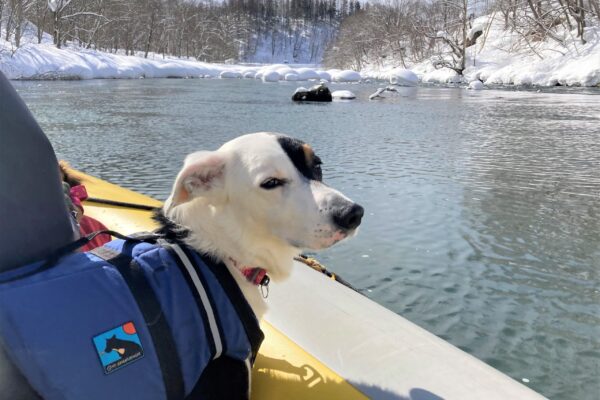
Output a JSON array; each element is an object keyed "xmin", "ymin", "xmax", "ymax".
[
  {"xmin": 363, "ymin": 14, "xmax": 600, "ymax": 88},
  {"xmin": 0, "ymin": 23, "xmax": 343, "ymax": 81},
  {"xmin": 2, "ymin": 15, "xmax": 599, "ymax": 87},
  {"xmin": 0, "ymin": 38, "xmax": 360, "ymax": 82}
]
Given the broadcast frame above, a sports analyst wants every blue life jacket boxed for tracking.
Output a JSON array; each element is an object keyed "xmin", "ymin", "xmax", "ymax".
[{"xmin": 0, "ymin": 235, "xmax": 264, "ymax": 400}]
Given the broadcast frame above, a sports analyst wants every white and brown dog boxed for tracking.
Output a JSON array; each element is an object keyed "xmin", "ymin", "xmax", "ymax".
[{"xmin": 161, "ymin": 132, "xmax": 364, "ymax": 318}]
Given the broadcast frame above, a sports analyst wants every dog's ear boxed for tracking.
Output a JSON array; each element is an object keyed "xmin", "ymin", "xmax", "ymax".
[{"xmin": 166, "ymin": 151, "xmax": 226, "ymax": 208}]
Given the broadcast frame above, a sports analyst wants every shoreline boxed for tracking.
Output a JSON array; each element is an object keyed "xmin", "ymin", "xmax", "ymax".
[{"xmin": 2, "ymin": 28, "xmax": 599, "ymax": 87}]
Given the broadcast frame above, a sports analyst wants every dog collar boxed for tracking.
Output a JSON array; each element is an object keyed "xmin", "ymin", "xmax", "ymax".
[
  {"xmin": 241, "ymin": 267, "xmax": 270, "ymax": 287},
  {"xmin": 229, "ymin": 258, "xmax": 270, "ymax": 288}
]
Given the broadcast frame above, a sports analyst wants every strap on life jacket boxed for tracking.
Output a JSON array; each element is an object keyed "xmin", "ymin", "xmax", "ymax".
[
  {"xmin": 0, "ymin": 230, "xmax": 158, "ymax": 284},
  {"xmin": 166, "ymin": 242, "xmax": 265, "ymax": 365},
  {"xmin": 90, "ymin": 244, "xmax": 185, "ymax": 400},
  {"xmin": 164, "ymin": 242, "xmax": 264, "ymax": 400}
]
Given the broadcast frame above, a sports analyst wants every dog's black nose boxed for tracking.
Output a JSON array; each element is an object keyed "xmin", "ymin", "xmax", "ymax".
[{"xmin": 333, "ymin": 203, "xmax": 364, "ymax": 230}]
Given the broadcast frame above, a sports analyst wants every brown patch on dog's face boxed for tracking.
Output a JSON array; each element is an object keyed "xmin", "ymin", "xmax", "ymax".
[
  {"xmin": 302, "ymin": 143, "xmax": 314, "ymax": 165},
  {"xmin": 277, "ymin": 136, "xmax": 323, "ymax": 181}
]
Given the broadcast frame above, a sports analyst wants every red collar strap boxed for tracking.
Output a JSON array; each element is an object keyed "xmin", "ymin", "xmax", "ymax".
[
  {"xmin": 229, "ymin": 258, "xmax": 270, "ymax": 287},
  {"xmin": 242, "ymin": 267, "xmax": 270, "ymax": 287}
]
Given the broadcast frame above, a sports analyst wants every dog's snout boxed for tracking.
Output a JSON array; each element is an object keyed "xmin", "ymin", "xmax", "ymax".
[{"xmin": 332, "ymin": 203, "xmax": 364, "ymax": 230}]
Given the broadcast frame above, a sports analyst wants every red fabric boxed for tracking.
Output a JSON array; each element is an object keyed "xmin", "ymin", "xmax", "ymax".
[
  {"xmin": 69, "ymin": 185, "xmax": 88, "ymax": 211},
  {"xmin": 79, "ymin": 215, "xmax": 112, "ymax": 252},
  {"xmin": 241, "ymin": 267, "xmax": 267, "ymax": 286}
]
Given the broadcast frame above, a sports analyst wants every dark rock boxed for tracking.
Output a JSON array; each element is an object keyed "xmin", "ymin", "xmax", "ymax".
[{"xmin": 292, "ymin": 84, "xmax": 332, "ymax": 102}]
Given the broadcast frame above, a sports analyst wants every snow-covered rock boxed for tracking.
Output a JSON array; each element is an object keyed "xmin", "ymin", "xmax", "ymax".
[
  {"xmin": 332, "ymin": 90, "xmax": 356, "ymax": 100},
  {"xmin": 332, "ymin": 70, "xmax": 361, "ymax": 82},
  {"xmin": 284, "ymin": 73, "xmax": 299, "ymax": 81},
  {"xmin": 276, "ymin": 67, "xmax": 296, "ymax": 78},
  {"xmin": 468, "ymin": 80, "xmax": 484, "ymax": 90},
  {"xmin": 220, "ymin": 70, "xmax": 242, "ymax": 79},
  {"xmin": 243, "ymin": 71, "xmax": 256, "ymax": 79},
  {"xmin": 294, "ymin": 86, "xmax": 308, "ymax": 94},
  {"xmin": 317, "ymin": 71, "xmax": 331, "ymax": 81},
  {"xmin": 369, "ymin": 88, "xmax": 386, "ymax": 100},
  {"xmin": 262, "ymin": 71, "xmax": 280, "ymax": 82},
  {"xmin": 296, "ymin": 68, "xmax": 320, "ymax": 80},
  {"xmin": 420, "ymin": 67, "xmax": 461, "ymax": 84},
  {"xmin": 389, "ymin": 68, "xmax": 418, "ymax": 86}
]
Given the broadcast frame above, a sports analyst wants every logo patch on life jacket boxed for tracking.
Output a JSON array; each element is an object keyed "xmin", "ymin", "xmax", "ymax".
[{"xmin": 92, "ymin": 322, "xmax": 144, "ymax": 374}]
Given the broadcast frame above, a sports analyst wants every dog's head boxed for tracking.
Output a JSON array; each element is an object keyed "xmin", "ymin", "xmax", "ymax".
[
  {"xmin": 164, "ymin": 132, "xmax": 363, "ymax": 275},
  {"xmin": 104, "ymin": 335, "xmax": 120, "ymax": 353}
]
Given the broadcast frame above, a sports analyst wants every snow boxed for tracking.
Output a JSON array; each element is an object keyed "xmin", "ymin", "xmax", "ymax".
[
  {"xmin": 317, "ymin": 71, "xmax": 331, "ymax": 81},
  {"xmin": 220, "ymin": 71, "xmax": 242, "ymax": 79},
  {"xmin": 241, "ymin": 22, "xmax": 335, "ymax": 64},
  {"xmin": 0, "ymin": 41, "xmax": 215, "ymax": 80},
  {"xmin": 361, "ymin": 14, "xmax": 600, "ymax": 87},
  {"xmin": 294, "ymin": 87, "xmax": 308, "ymax": 94},
  {"xmin": 0, "ymin": 30, "xmax": 345, "ymax": 84},
  {"xmin": 2, "ymin": 14, "xmax": 599, "ymax": 87},
  {"xmin": 261, "ymin": 71, "xmax": 280, "ymax": 82},
  {"xmin": 389, "ymin": 68, "xmax": 418, "ymax": 86},
  {"xmin": 332, "ymin": 70, "xmax": 362, "ymax": 82},
  {"xmin": 0, "ymin": 22, "xmax": 345, "ymax": 83},
  {"xmin": 276, "ymin": 67, "xmax": 296, "ymax": 76},
  {"xmin": 468, "ymin": 80, "xmax": 484, "ymax": 90},
  {"xmin": 331, "ymin": 90, "xmax": 356, "ymax": 100},
  {"xmin": 417, "ymin": 67, "xmax": 459, "ymax": 84},
  {"xmin": 413, "ymin": 15, "xmax": 600, "ymax": 87},
  {"xmin": 369, "ymin": 88, "xmax": 386, "ymax": 100},
  {"xmin": 296, "ymin": 68, "xmax": 321, "ymax": 80}
]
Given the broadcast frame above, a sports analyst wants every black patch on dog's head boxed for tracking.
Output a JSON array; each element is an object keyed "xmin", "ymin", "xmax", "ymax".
[
  {"xmin": 277, "ymin": 136, "xmax": 322, "ymax": 181},
  {"xmin": 152, "ymin": 209, "xmax": 190, "ymax": 241}
]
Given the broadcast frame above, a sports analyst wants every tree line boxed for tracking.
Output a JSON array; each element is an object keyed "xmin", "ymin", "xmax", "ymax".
[{"xmin": 0, "ymin": 0, "xmax": 360, "ymax": 62}]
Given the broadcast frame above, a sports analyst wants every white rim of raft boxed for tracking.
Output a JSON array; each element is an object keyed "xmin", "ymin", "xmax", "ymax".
[{"xmin": 265, "ymin": 263, "xmax": 548, "ymax": 400}]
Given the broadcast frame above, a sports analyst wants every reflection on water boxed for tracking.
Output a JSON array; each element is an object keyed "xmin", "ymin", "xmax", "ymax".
[{"xmin": 13, "ymin": 79, "xmax": 600, "ymax": 400}]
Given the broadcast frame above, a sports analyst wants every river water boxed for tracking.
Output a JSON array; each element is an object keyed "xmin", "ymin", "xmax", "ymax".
[{"xmin": 13, "ymin": 79, "xmax": 600, "ymax": 400}]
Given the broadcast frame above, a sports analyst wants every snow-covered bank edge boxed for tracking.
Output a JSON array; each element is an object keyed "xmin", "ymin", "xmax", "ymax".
[{"xmin": 0, "ymin": 41, "xmax": 362, "ymax": 82}]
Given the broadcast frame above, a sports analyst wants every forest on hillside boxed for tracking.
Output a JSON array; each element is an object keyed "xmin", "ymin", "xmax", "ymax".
[
  {"xmin": 0, "ymin": 0, "xmax": 358, "ymax": 63},
  {"xmin": 1, "ymin": 0, "xmax": 599, "ymax": 70}
]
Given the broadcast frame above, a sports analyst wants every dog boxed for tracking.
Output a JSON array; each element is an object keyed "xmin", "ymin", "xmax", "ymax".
[
  {"xmin": 160, "ymin": 132, "xmax": 364, "ymax": 319},
  {"xmin": 0, "ymin": 132, "xmax": 364, "ymax": 400},
  {"xmin": 104, "ymin": 335, "xmax": 143, "ymax": 358}
]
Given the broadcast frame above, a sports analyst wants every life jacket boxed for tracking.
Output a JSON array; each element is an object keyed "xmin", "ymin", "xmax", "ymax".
[{"xmin": 0, "ymin": 234, "xmax": 264, "ymax": 400}]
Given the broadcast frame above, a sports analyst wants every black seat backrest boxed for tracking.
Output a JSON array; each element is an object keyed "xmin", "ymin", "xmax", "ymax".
[{"xmin": 0, "ymin": 70, "xmax": 76, "ymax": 272}]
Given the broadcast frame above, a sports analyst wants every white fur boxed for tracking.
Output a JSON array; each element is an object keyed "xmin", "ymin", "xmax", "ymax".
[{"xmin": 163, "ymin": 132, "xmax": 360, "ymax": 319}]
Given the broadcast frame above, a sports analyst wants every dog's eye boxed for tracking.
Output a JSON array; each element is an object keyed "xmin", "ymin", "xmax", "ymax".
[{"xmin": 260, "ymin": 178, "xmax": 286, "ymax": 190}]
